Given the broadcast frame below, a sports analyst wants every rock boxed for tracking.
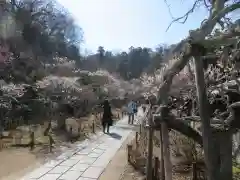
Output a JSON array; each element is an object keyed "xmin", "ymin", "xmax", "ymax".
[{"xmin": 65, "ymin": 117, "xmax": 80, "ymax": 136}]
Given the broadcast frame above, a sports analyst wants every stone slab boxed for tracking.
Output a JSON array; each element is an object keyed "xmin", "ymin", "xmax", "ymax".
[
  {"xmin": 58, "ymin": 170, "xmax": 83, "ymax": 180},
  {"xmin": 69, "ymin": 155, "xmax": 85, "ymax": 160},
  {"xmin": 48, "ymin": 165, "xmax": 70, "ymax": 174},
  {"xmin": 43, "ymin": 160, "xmax": 63, "ymax": 168},
  {"xmin": 81, "ymin": 167, "xmax": 104, "ymax": 179},
  {"xmin": 78, "ymin": 157, "xmax": 97, "ymax": 165},
  {"xmin": 38, "ymin": 173, "xmax": 61, "ymax": 180},
  {"xmin": 70, "ymin": 163, "xmax": 90, "ymax": 171},
  {"xmin": 60, "ymin": 159, "xmax": 79, "ymax": 167},
  {"xmin": 77, "ymin": 178, "xmax": 97, "ymax": 180}
]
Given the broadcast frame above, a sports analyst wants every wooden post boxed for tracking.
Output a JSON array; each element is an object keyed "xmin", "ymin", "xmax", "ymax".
[
  {"xmin": 143, "ymin": 106, "xmax": 146, "ymax": 112},
  {"xmin": 159, "ymin": 128, "xmax": 165, "ymax": 180},
  {"xmin": 192, "ymin": 162, "xmax": 197, "ymax": 180},
  {"xmin": 152, "ymin": 166, "xmax": 155, "ymax": 180},
  {"xmin": 161, "ymin": 122, "xmax": 172, "ymax": 180},
  {"xmin": 154, "ymin": 157, "xmax": 160, "ymax": 180},
  {"xmin": 49, "ymin": 135, "xmax": 53, "ymax": 153},
  {"xmin": 135, "ymin": 132, "xmax": 138, "ymax": 148},
  {"xmin": 146, "ymin": 115, "xmax": 154, "ymax": 180},
  {"xmin": 78, "ymin": 127, "xmax": 81, "ymax": 136},
  {"xmin": 30, "ymin": 131, "xmax": 35, "ymax": 150},
  {"xmin": 69, "ymin": 127, "xmax": 73, "ymax": 143},
  {"xmin": 127, "ymin": 144, "xmax": 133, "ymax": 163},
  {"xmin": 0, "ymin": 137, "xmax": 2, "ymax": 151},
  {"xmin": 92, "ymin": 121, "xmax": 95, "ymax": 133}
]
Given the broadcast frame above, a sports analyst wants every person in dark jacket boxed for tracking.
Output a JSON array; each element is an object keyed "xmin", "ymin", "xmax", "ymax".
[{"xmin": 102, "ymin": 99, "xmax": 113, "ymax": 133}]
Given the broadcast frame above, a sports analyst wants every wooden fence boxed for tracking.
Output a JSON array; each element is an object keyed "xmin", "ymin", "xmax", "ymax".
[
  {"xmin": 0, "ymin": 115, "xmax": 98, "ymax": 152},
  {"xmin": 127, "ymin": 104, "xmax": 207, "ymax": 180}
]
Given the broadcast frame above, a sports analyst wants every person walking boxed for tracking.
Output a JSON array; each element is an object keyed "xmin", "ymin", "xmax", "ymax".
[
  {"xmin": 101, "ymin": 99, "xmax": 113, "ymax": 133},
  {"xmin": 133, "ymin": 100, "xmax": 138, "ymax": 114},
  {"xmin": 127, "ymin": 100, "xmax": 137, "ymax": 124}
]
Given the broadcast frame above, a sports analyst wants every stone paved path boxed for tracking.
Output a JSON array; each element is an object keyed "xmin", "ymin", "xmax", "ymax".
[{"xmin": 20, "ymin": 108, "xmax": 144, "ymax": 180}]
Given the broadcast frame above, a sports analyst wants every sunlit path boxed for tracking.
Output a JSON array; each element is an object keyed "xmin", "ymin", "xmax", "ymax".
[{"xmin": 20, "ymin": 108, "xmax": 144, "ymax": 180}]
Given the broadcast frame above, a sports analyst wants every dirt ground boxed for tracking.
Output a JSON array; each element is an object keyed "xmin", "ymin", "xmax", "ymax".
[
  {"xmin": 0, "ymin": 137, "xmax": 84, "ymax": 180},
  {"xmin": 0, "ymin": 148, "xmax": 44, "ymax": 180},
  {"xmin": 0, "ymin": 109, "xmax": 122, "ymax": 180},
  {"xmin": 99, "ymin": 132, "xmax": 144, "ymax": 180}
]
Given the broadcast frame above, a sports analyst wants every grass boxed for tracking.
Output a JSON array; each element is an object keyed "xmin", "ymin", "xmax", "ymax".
[{"xmin": 233, "ymin": 166, "xmax": 240, "ymax": 173}]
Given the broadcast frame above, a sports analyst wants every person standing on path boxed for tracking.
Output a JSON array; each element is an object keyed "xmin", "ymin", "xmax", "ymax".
[
  {"xmin": 102, "ymin": 99, "xmax": 113, "ymax": 133},
  {"xmin": 127, "ymin": 100, "xmax": 137, "ymax": 124}
]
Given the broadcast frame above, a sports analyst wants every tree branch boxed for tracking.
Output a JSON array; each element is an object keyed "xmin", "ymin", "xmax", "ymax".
[
  {"xmin": 154, "ymin": 115, "xmax": 203, "ymax": 145},
  {"xmin": 171, "ymin": 2, "xmax": 240, "ymax": 54},
  {"xmin": 198, "ymin": 2, "xmax": 240, "ymax": 39},
  {"xmin": 166, "ymin": 0, "xmax": 202, "ymax": 31},
  {"xmin": 201, "ymin": 31, "xmax": 240, "ymax": 47}
]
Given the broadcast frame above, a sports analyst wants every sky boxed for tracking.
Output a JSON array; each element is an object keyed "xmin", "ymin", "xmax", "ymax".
[{"xmin": 57, "ymin": 0, "xmax": 209, "ymax": 53}]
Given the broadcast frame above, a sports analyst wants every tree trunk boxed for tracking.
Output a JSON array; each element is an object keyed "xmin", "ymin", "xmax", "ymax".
[
  {"xmin": 214, "ymin": 130, "xmax": 233, "ymax": 180},
  {"xmin": 193, "ymin": 56, "xmax": 219, "ymax": 180}
]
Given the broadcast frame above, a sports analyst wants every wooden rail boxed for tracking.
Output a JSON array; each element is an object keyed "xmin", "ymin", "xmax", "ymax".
[{"xmin": 127, "ymin": 104, "xmax": 208, "ymax": 180}]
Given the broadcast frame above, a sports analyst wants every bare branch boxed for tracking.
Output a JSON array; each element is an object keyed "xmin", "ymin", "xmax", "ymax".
[
  {"xmin": 203, "ymin": 0, "xmax": 211, "ymax": 10},
  {"xmin": 166, "ymin": 0, "xmax": 202, "ymax": 31},
  {"xmin": 163, "ymin": 0, "xmax": 174, "ymax": 20}
]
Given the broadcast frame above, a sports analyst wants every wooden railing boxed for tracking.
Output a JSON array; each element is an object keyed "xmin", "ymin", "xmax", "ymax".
[{"xmin": 127, "ymin": 104, "xmax": 207, "ymax": 180}]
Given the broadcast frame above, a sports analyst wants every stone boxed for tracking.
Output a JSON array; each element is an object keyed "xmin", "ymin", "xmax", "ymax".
[
  {"xmin": 69, "ymin": 155, "xmax": 85, "ymax": 160},
  {"xmin": 58, "ymin": 170, "xmax": 83, "ymax": 180},
  {"xmin": 78, "ymin": 157, "xmax": 97, "ymax": 164},
  {"xmin": 60, "ymin": 159, "xmax": 79, "ymax": 167},
  {"xmin": 70, "ymin": 163, "xmax": 90, "ymax": 171},
  {"xmin": 87, "ymin": 152, "xmax": 101, "ymax": 158},
  {"xmin": 38, "ymin": 173, "xmax": 61, "ymax": 180},
  {"xmin": 48, "ymin": 165, "xmax": 70, "ymax": 174},
  {"xmin": 81, "ymin": 167, "xmax": 104, "ymax": 179},
  {"xmin": 92, "ymin": 154, "xmax": 111, "ymax": 167},
  {"xmin": 43, "ymin": 160, "xmax": 63, "ymax": 168},
  {"xmin": 78, "ymin": 147, "xmax": 95, "ymax": 154},
  {"xmin": 92, "ymin": 148, "xmax": 104, "ymax": 155},
  {"xmin": 77, "ymin": 177, "xmax": 97, "ymax": 180}
]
